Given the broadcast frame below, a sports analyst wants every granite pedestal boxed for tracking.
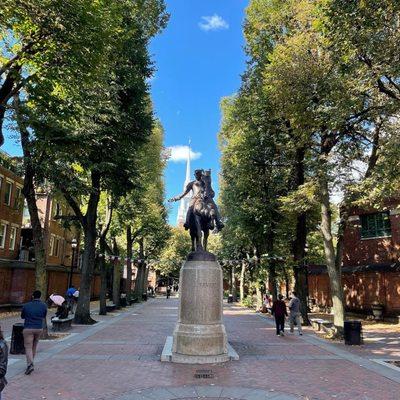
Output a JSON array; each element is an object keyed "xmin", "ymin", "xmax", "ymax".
[{"xmin": 161, "ymin": 251, "xmax": 238, "ymax": 364}]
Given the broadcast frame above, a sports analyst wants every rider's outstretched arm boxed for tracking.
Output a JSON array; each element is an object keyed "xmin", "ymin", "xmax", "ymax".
[{"xmin": 168, "ymin": 182, "xmax": 193, "ymax": 202}]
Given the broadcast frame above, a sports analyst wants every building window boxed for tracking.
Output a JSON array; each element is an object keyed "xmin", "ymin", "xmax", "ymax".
[
  {"xmin": 0, "ymin": 224, "xmax": 6, "ymax": 249},
  {"xmin": 9, "ymin": 227, "xmax": 17, "ymax": 250},
  {"xmin": 360, "ymin": 212, "xmax": 391, "ymax": 239},
  {"xmin": 49, "ymin": 236, "xmax": 54, "ymax": 256},
  {"xmin": 14, "ymin": 187, "xmax": 23, "ymax": 209},
  {"xmin": 4, "ymin": 181, "xmax": 12, "ymax": 205},
  {"xmin": 54, "ymin": 238, "xmax": 60, "ymax": 257},
  {"xmin": 53, "ymin": 202, "xmax": 62, "ymax": 220}
]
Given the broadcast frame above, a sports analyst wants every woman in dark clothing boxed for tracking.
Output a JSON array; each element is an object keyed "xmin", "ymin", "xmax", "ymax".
[
  {"xmin": 271, "ymin": 294, "xmax": 288, "ymax": 336},
  {"xmin": 54, "ymin": 303, "xmax": 69, "ymax": 320},
  {"xmin": 0, "ymin": 325, "xmax": 8, "ymax": 399}
]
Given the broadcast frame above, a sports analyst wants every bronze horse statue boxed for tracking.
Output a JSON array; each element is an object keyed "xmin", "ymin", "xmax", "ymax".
[
  {"xmin": 190, "ymin": 170, "xmax": 220, "ymax": 251},
  {"xmin": 168, "ymin": 169, "xmax": 224, "ymax": 252}
]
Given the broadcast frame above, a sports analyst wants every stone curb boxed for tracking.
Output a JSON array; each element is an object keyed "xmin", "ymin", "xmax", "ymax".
[{"xmin": 115, "ymin": 385, "xmax": 302, "ymax": 400}]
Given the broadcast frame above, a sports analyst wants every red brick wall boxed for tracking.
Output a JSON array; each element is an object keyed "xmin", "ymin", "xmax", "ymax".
[
  {"xmin": 309, "ymin": 271, "xmax": 400, "ymax": 315},
  {"xmin": 343, "ymin": 202, "xmax": 400, "ymax": 266},
  {"xmin": 0, "ymin": 263, "xmax": 100, "ymax": 304},
  {"xmin": 308, "ymin": 274, "xmax": 331, "ymax": 307}
]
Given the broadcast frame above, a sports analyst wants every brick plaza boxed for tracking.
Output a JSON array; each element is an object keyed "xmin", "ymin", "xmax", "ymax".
[{"xmin": 2, "ymin": 298, "xmax": 400, "ymax": 400}]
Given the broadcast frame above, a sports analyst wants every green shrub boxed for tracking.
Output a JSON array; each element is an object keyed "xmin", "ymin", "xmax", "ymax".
[{"xmin": 241, "ymin": 296, "xmax": 254, "ymax": 308}]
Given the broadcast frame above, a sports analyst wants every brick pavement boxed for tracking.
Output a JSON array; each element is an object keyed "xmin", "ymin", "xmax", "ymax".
[{"xmin": 2, "ymin": 298, "xmax": 400, "ymax": 400}]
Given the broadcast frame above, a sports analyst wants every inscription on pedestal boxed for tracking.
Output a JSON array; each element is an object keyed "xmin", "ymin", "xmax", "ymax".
[{"xmin": 198, "ymin": 281, "xmax": 218, "ymax": 287}]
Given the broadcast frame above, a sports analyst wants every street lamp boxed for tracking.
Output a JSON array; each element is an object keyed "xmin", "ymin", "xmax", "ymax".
[{"xmin": 68, "ymin": 238, "xmax": 78, "ymax": 288}]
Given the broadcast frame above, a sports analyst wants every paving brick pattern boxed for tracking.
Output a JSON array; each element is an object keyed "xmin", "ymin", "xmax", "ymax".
[{"xmin": 2, "ymin": 298, "xmax": 400, "ymax": 400}]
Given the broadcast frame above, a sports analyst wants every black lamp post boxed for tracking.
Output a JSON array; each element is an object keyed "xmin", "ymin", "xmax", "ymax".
[{"xmin": 68, "ymin": 238, "xmax": 77, "ymax": 288}]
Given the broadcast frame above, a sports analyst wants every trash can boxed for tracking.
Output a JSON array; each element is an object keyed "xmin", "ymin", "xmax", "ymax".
[
  {"xmin": 120, "ymin": 297, "xmax": 127, "ymax": 307},
  {"xmin": 344, "ymin": 320, "xmax": 362, "ymax": 345},
  {"xmin": 227, "ymin": 294, "xmax": 233, "ymax": 303},
  {"xmin": 142, "ymin": 293, "xmax": 148, "ymax": 301},
  {"xmin": 10, "ymin": 323, "xmax": 25, "ymax": 355}
]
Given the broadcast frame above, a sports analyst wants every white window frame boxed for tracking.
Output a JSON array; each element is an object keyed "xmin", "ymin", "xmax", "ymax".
[
  {"xmin": 9, "ymin": 226, "xmax": 17, "ymax": 250},
  {"xmin": 0, "ymin": 223, "xmax": 7, "ymax": 249}
]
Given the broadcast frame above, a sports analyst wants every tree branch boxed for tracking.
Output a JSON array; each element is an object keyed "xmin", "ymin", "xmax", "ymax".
[{"xmin": 60, "ymin": 187, "xmax": 86, "ymax": 227}]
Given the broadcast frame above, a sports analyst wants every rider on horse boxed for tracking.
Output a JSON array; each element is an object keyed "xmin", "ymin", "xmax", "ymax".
[{"xmin": 168, "ymin": 169, "xmax": 224, "ymax": 232}]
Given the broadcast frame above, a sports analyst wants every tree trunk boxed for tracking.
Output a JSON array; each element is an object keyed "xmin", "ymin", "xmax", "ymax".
[
  {"xmin": 143, "ymin": 264, "xmax": 149, "ymax": 295},
  {"xmin": 320, "ymin": 176, "xmax": 345, "ymax": 331},
  {"xmin": 15, "ymin": 96, "xmax": 48, "ymax": 296},
  {"xmin": 134, "ymin": 262, "xmax": 145, "ymax": 300},
  {"xmin": 240, "ymin": 260, "xmax": 246, "ymax": 301},
  {"xmin": 284, "ymin": 271, "xmax": 290, "ymax": 300},
  {"xmin": 134, "ymin": 238, "xmax": 145, "ymax": 300},
  {"xmin": 228, "ymin": 264, "xmax": 233, "ymax": 293},
  {"xmin": 125, "ymin": 226, "xmax": 133, "ymax": 302},
  {"xmin": 112, "ymin": 238, "xmax": 120, "ymax": 307},
  {"xmin": 99, "ymin": 251, "xmax": 108, "ymax": 315},
  {"xmin": 99, "ymin": 200, "xmax": 113, "ymax": 315},
  {"xmin": 265, "ymin": 232, "xmax": 278, "ymax": 301},
  {"xmin": 74, "ymin": 221, "xmax": 97, "ymax": 324},
  {"xmin": 231, "ymin": 264, "xmax": 237, "ymax": 302},
  {"xmin": 269, "ymin": 262, "xmax": 277, "ymax": 301},
  {"xmin": 291, "ymin": 146, "xmax": 310, "ymax": 324},
  {"xmin": 292, "ymin": 212, "xmax": 310, "ymax": 324},
  {"xmin": 256, "ymin": 286, "xmax": 263, "ymax": 310},
  {"xmin": 73, "ymin": 171, "xmax": 100, "ymax": 325}
]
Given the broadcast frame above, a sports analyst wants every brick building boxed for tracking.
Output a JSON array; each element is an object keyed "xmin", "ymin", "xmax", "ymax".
[
  {"xmin": 308, "ymin": 200, "xmax": 400, "ymax": 315},
  {"xmin": 0, "ymin": 154, "xmax": 100, "ymax": 305},
  {"xmin": 0, "ymin": 162, "xmax": 24, "ymax": 260},
  {"xmin": 21, "ymin": 193, "xmax": 80, "ymax": 268}
]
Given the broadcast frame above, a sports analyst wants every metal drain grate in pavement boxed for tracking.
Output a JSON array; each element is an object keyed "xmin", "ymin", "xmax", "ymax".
[{"xmin": 194, "ymin": 369, "xmax": 214, "ymax": 379}]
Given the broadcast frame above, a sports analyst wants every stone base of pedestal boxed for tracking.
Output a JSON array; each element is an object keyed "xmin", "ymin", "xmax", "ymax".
[
  {"xmin": 161, "ymin": 336, "xmax": 239, "ymax": 364},
  {"xmin": 172, "ymin": 322, "xmax": 228, "ymax": 356},
  {"xmin": 160, "ymin": 250, "xmax": 239, "ymax": 364}
]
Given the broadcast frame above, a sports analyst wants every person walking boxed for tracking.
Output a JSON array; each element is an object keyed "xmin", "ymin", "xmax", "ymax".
[
  {"xmin": 271, "ymin": 294, "xmax": 288, "ymax": 336},
  {"xmin": 21, "ymin": 290, "xmax": 47, "ymax": 375},
  {"xmin": 288, "ymin": 291, "xmax": 303, "ymax": 335},
  {"xmin": 0, "ymin": 326, "xmax": 8, "ymax": 399}
]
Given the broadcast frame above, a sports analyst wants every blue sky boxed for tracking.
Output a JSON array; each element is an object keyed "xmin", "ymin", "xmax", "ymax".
[
  {"xmin": 152, "ymin": 0, "xmax": 248, "ymax": 224},
  {"xmin": 2, "ymin": 0, "xmax": 248, "ymax": 225}
]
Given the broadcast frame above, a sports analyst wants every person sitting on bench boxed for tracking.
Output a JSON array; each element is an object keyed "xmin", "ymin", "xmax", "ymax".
[{"xmin": 48, "ymin": 295, "xmax": 69, "ymax": 320}]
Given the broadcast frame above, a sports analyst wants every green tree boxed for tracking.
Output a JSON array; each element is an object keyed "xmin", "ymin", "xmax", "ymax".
[
  {"xmin": 0, "ymin": 0, "xmax": 119, "ymax": 146},
  {"xmin": 158, "ymin": 227, "xmax": 191, "ymax": 278},
  {"xmin": 18, "ymin": 0, "xmax": 168, "ymax": 324}
]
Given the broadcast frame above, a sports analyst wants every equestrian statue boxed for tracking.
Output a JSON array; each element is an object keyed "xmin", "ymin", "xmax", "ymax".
[{"xmin": 168, "ymin": 169, "xmax": 224, "ymax": 252}]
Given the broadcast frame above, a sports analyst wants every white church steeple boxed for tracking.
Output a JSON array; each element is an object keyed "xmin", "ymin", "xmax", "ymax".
[{"xmin": 177, "ymin": 141, "xmax": 191, "ymax": 227}]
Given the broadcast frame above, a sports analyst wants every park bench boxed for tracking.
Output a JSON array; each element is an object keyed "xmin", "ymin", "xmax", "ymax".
[
  {"xmin": 129, "ymin": 297, "xmax": 139, "ymax": 305},
  {"xmin": 51, "ymin": 315, "xmax": 74, "ymax": 332},
  {"xmin": 310, "ymin": 318, "xmax": 330, "ymax": 331},
  {"xmin": 106, "ymin": 304, "xmax": 117, "ymax": 312}
]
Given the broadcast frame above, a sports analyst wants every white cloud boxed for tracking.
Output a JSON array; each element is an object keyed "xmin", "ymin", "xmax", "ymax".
[
  {"xmin": 166, "ymin": 145, "xmax": 202, "ymax": 162},
  {"xmin": 199, "ymin": 14, "xmax": 229, "ymax": 32}
]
